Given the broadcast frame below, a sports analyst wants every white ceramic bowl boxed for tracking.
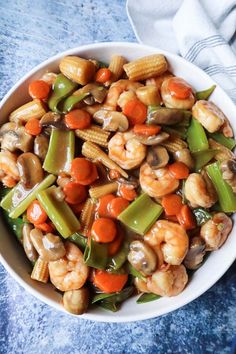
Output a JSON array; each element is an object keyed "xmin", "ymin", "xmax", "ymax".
[{"xmin": 0, "ymin": 42, "xmax": 236, "ymax": 322}]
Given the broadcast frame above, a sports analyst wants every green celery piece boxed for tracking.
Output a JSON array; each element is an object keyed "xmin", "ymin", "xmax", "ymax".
[
  {"xmin": 69, "ymin": 232, "xmax": 87, "ymax": 250},
  {"xmin": 48, "ymin": 74, "xmax": 78, "ymax": 112},
  {"xmin": 209, "ymin": 132, "xmax": 236, "ymax": 150},
  {"xmin": 192, "ymin": 149, "xmax": 217, "ymax": 171},
  {"xmin": 118, "ymin": 193, "xmax": 163, "ymax": 235},
  {"xmin": 43, "ymin": 129, "xmax": 75, "ymax": 175},
  {"xmin": 187, "ymin": 118, "xmax": 209, "ymax": 152},
  {"xmin": 128, "ymin": 264, "xmax": 147, "ymax": 282},
  {"xmin": 37, "ymin": 186, "xmax": 80, "ymax": 238},
  {"xmin": 107, "ymin": 239, "xmax": 130, "ymax": 271},
  {"xmin": 61, "ymin": 93, "xmax": 89, "ymax": 112},
  {"xmin": 1, "ymin": 175, "xmax": 56, "ymax": 219},
  {"xmin": 83, "ymin": 238, "xmax": 108, "ymax": 269},
  {"xmin": 196, "ymin": 85, "xmax": 216, "ymax": 100},
  {"xmin": 206, "ymin": 162, "xmax": 236, "ymax": 212},
  {"xmin": 137, "ymin": 293, "xmax": 161, "ymax": 304},
  {"xmin": 92, "ymin": 286, "xmax": 133, "ymax": 304},
  {"xmin": 192, "ymin": 208, "xmax": 212, "ymax": 226}
]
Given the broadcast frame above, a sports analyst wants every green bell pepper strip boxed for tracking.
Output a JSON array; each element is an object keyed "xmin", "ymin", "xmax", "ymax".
[
  {"xmin": 47, "ymin": 74, "xmax": 78, "ymax": 112},
  {"xmin": 68, "ymin": 232, "xmax": 87, "ymax": 250},
  {"xmin": 107, "ymin": 239, "xmax": 130, "ymax": 271},
  {"xmin": 192, "ymin": 149, "xmax": 217, "ymax": 171},
  {"xmin": 43, "ymin": 129, "xmax": 75, "ymax": 175},
  {"xmin": 206, "ymin": 162, "xmax": 236, "ymax": 212},
  {"xmin": 192, "ymin": 208, "xmax": 212, "ymax": 226},
  {"xmin": 0, "ymin": 174, "xmax": 56, "ymax": 219},
  {"xmin": 136, "ymin": 293, "xmax": 161, "ymax": 304},
  {"xmin": 118, "ymin": 193, "xmax": 163, "ymax": 235},
  {"xmin": 128, "ymin": 264, "xmax": 147, "ymax": 282},
  {"xmin": 37, "ymin": 186, "xmax": 80, "ymax": 238},
  {"xmin": 208, "ymin": 132, "xmax": 236, "ymax": 150},
  {"xmin": 187, "ymin": 118, "xmax": 209, "ymax": 152},
  {"xmin": 83, "ymin": 238, "xmax": 108, "ymax": 270},
  {"xmin": 61, "ymin": 92, "xmax": 89, "ymax": 113},
  {"xmin": 196, "ymin": 85, "xmax": 216, "ymax": 100}
]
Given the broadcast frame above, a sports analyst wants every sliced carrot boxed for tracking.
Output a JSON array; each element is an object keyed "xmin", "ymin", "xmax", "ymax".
[
  {"xmin": 28, "ymin": 80, "xmax": 50, "ymax": 100},
  {"xmin": 119, "ymin": 185, "xmax": 137, "ymax": 201},
  {"xmin": 133, "ymin": 124, "xmax": 161, "ymax": 136},
  {"xmin": 27, "ymin": 200, "xmax": 47, "ymax": 225},
  {"xmin": 36, "ymin": 222, "xmax": 55, "ymax": 233},
  {"xmin": 92, "ymin": 269, "xmax": 128, "ymax": 293},
  {"xmin": 109, "ymin": 169, "xmax": 121, "ymax": 180},
  {"xmin": 95, "ymin": 68, "xmax": 111, "ymax": 83},
  {"xmin": 108, "ymin": 232, "xmax": 123, "ymax": 256},
  {"xmin": 168, "ymin": 162, "xmax": 189, "ymax": 179},
  {"xmin": 167, "ymin": 77, "xmax": 193, "ymax": 99},
  {"xmin": 71, "ymin": 158, "xmax": 98, "ymax": 185},
  {"xmin": 122, "ymin": 99, "xmax": 147, "ymax": 125},
  {"xmin": 108, "ymin": 197, "xmax": 129, "ymax": 218},
  {"xmin": 65, "ymin": 109, "xmax": 91, "ymax": 130},
  {"xmin": 97, "ymin": 194, "xmax": 116, "ymax": 217},
  {"xmin": 177, "ymin": 205, "xmax": 196, "ymax": 230},
  {"xmin": 63, "ymin": 181, "xmax": 87, "ymax": 205},
  {"xmin": 164, "ymin": 214, "xmax": 178, "ymax": 222},
  {"xmin": 91, "ymin": 217, "xmax": 117, "ymax": 243},
  {"xmin": 162, "ymin": 194, "xmax": 183, "ymax": 216},
  {"xmin": 25, "ymin": 118, "xmax": 42, "ymax": 136}
]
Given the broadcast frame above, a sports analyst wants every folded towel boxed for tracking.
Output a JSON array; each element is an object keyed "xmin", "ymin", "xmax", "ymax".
[{"xmin": 126, "ymin": 0, "xmax": 236, "ymax": 103}]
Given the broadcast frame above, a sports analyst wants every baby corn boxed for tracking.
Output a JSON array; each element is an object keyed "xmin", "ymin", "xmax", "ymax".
[
  {"xmin": 105, "ymin": 55, "xmax": 127, "ymax": 86},
  {"xmin": 31, "ymin": 258, "xmax": 49, "ymax": 283},
  {"xmin": 75, "ymin": 125, "xmax": 110, "ymax": 147},
  {"xmin": 80, "ymin": 198, "xmax": 96, "ymax": 236},
  {"xmin": 10, "ymin": 99, "xmax": 46, "ymax": 123},
  {"xmin": 59, "ymin": 56, "xmax": 95, "ymax": 85},
  {"xmin": 89, "ymin": 182, "xmax": 118, "ymax": 199}
]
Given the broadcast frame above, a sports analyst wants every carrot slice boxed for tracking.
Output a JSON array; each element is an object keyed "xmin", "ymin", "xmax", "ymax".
[
  {"xmin": 123, "ymin": 99, "xmax": 147, "ymax": 125},
  {"xmin": 108, "ymin": 232, "xmax": 123, "ymax": 256},
  {"xmin": 92, "ymin": 269, "xmax": 128, "ymax": 293},
  {"xmin": 162, "ymin": 194, "xmax": 183, "ymax": 216},
  {"xmin": 65, "ymin": 109, "xmax": 91, "ymax": 130},
  {"xmin": 36, "ymin": 222, "xmax": 55, "ymax": 233},
  {"xmin": 97, "ymin": 194, "xmax": 116, "ymax": 217},
  {"xmin": 63, "ymin": 182, "xmax": 87, "ymax": 205},
  {"xmin": 168, "ymin": 162, "xmax": 189, "ymax": 179},
  {"xmin": 71, "ymin": 158, "xmax": 98, "ymax": 185},
  {"xmin": 109, "ymin": 169, "xmax": 121, "ymax": 180},
  {"xmin": 91, "ymin": 217, "xmax": 117, "ymax": 243},
  {"xmin": 177, "ymin": 205, "xmax": 196, "ymax": 230},
  {"xmin": 28, "ymin": 80, "xmax": 50, "ymax": 100},
  {"xmin": 95, "ymin": 68, "xmax": 111, "ymax": 83},
  {"xmin": 168, "ymin": 78, "xmax": 193, "ymax": 99},
  {"xmin": 119, "ymin": 185, "xmax": 137, "ymax": 201},
  {"xmin": 108, "ymin": 197, "xmax": 129, "ymax": 218},
  {"xmin": 133, "ymin": 124, "xmax": 161, "ymax": 136},
  {"xmin": 27, "ymin": 200, "xmax": 47, "ymax": 225},
  {"xmin": 25, "ymin": 118, "xmax": 42, "ymax": 136}
]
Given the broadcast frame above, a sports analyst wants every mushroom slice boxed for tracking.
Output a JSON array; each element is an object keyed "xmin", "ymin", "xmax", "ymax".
[
  {"xmin": 22, "ymin": 223, "xmax": 38, "ymax": 262},
  {"xmin": 17, "ymin": 152, "xmax": 44, "ymax": 189},
  {"xmin": 147, "ymin": 146, "xmax": 169, "ymax": 169},
  {"xmin": 0, "ymin": 122, "xmax": 33, "ymax": 152},
  {"xmin": 34, "ymin": 134, "xmax": 49, "ymax": 161},
  {"xmin": 93, "ymin": 110, "xmax": 129, "ymax": 132},
  {"xmin": 40, "ymin": 112, "xmax": 65, "ymax": 129},
  {"xmin": 135, "ymin": 132, "xmax": 169, "ymax": 146},
  {"xmin": 74, "ymin": 83, "xmax": 107, "ymax": 104},
  {"xmin": 184, "ymin": 237, "xmax": 206, "ymax": 270},
  {"xmin": 220, "ymin": 159, "xmax": 236, "ymax": 192},
  {"xmin": 128, "ymin": 240, "xmax": 157, "ymax": 275}
]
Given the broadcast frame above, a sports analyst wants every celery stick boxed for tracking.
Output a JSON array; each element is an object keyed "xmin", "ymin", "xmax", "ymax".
[
  {"xmin": 118, "ymin": 193, "xmax": 163, "ymax": 235},
  {"xmin": 37, "ymin": 186, "xmax": 80, "ymax": 238},
  {"xmin": 1, "ymin": 175, "xmax": 56, "ymax": 219},
  {"xmin": 206, "ymin": 162, "xmax": 236, "ymax": 212},
  {"xmin": 187, "ymin": 118, "xmax": 209, "ymax": 152}
]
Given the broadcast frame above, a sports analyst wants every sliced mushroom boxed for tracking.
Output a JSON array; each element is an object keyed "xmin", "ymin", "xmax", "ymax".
[
  {"xmin": 135, "ymin": 132, "xmax": 169, "ymax": 145},
  {"xmin": 147, "ymin": 107, "xmax": 188, "ymax": 125},
  {"xmin": 128, "ymin": 240, "xmax": 157, "ymax": 275},
  {"xmin": 22, "ymin": 223, "xmax": 38, "ymax": 262},
  {"xmin": 147, "ymin": 146, "xmax": 169, "ymax": 169},
  {"xmin": 184, "ymin": 237, "xmax": 206, "ymax": 270},
  {"xmin": 93, "ymin": 110, "xmax": 129, "ymax": 132},
  {"xmin": 17, "ymin": 152, "xmax": 44, "ymax": 189},
  {"xmin": 0, "ymin": 122, "xmax": 33, "ymax": 152},
  {"xmin": 220, "ymin": 159, "xmax": 236, "ymax": 192},
  {"xmin": 173, "ymin": 148, "xmax": 194, "ymax": 170},
  {"xmin": 63, "ymin": 288, "xmax": 89, "ymax": 315},
  {"xmin": 34, "ymin": 134, "xmax": 49, "ymax": 161},
  {"xmin": 40, "ymin": 112, "xmax": 65, "ymax": 129},
  {"xmin": 74, "ymin": 83, "xmax": 107, "ymax": 104}
]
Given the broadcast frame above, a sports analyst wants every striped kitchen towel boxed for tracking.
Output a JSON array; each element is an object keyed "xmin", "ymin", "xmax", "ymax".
[{"xmin": 126, "ymin": 0, "xmax": 236, "ymax": 103}]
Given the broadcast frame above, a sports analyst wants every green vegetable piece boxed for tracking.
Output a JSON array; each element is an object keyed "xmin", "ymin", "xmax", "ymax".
[
  {"xmin": 1, "ymin": 174, "xmax": 56, "ymax": 219},
  {"xmin": 107, "ymin": 239, "xmax": 130, "ymax": 271},
  {"xmin": 69, "ymin": 232, "xmax": 87, "ymax": 250},
  {"xmin": 1, "ymin": 209, "xmax": 24, "ymax": 241},
  {"xmin": 162, "ymin": 126, "xmax": 187, "ymax": 139},
  {"xmin": 43, "ymin": 129, "xmax": 75, "ymax": 175},
  {"xmin": 192, "ymin": 208, "xmax": 212, "ymax": 226},
  {"xmin": 48, "ymin": 74, "xmax": 78, "ymax": 112},
  {"xmin": 208, "ymin": 132, "xmax": 236, "ymax": 150},
  {"xmin": 98, "ymin": 301, "xmax": 118, "ymax": 312},
  {"xmin": 137, "ymin": 293, "xmax": 161, "ymax": 304},
  {"xmin": 83, "ymin": 238, "xmax": 108, "ymax": 270},
  {"xmin": 196, "ymin": 85, "xmax": 216, "ymax": 100},
  {"xmin": 37, "ymin": 186, "xmax": 80, "ymax": 238},
  {"xmin": 118, "ymin": 193, "xmax": 163, "ymax": 235},
  {"xmin": 92, "ymin": 286, "xmax": 133, "ymax": 304},
  {"xmin": 187, "ymin": 118, "xmax": 209, "ymax": 152},
  {"xmin": 147, "ymin": 106, "xmax": 191, "ymax": 126},
  {"xmin": 206, "ymin": 162, "xmax": 236, "ymax": 212},
  {"xmin": 61, "ymin": 93, "xmax": 89, "ymax": 112},
  {"xmin": 192, "ymin": 149, "xmax": 217, "ymax": 171},
  {"xmin": 128, "ymin": 264, "xmax": 147, "ymax": 282}
]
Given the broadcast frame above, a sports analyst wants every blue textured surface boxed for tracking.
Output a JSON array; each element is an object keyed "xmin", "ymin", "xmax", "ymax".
[{"xmin": 0, "ymin": 1, "xmax": 235, "ymax": 353}]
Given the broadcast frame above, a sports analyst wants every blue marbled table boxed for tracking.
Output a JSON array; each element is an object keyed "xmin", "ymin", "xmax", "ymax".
[{"xmin": 0, "ymin": 1, "xmax": 235, "ymax": 353}]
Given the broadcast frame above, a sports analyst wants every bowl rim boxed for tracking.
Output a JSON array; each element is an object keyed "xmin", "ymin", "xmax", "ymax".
[{"xmin": 0, "ymin": 41, "xmax": 236, "ymax": 322}]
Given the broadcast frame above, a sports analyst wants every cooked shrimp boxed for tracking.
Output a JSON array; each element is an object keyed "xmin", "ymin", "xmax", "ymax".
[
  {"xmin": 221, "ymin": 117, "xmax": 233, "ymax": 138},
  {"xmin": 140, "ymin": 163, "xmax": 179, "ymax": 198},
  {"xmin": 146, "ymin": 71, "xmax": 174, "ymax": 91},
  {"xmin": 200, "ymin": 212, "xmax": 232, "ymax": 251},
  {"xmin": 48, "ymin": 241, "xmax": 89, "ymax": 292},
  {"xmin": 0, "ymin": 151, "xmax": 19, "ymax": 187},
  {"xmin": 104, "ymin": 79, "xmax": 143, "ymax": 110},
  {"xmin": 144, "ymin": 220, "xmax": 189, "ymax": 265},
  {"xmin": 108, "ymin": 131, "xmax": 146, "ymax": 169},
  {"xmin": 147, "ymin": 265, "xmax": 188, "ymax": 297},
  {"xmin": 192, "ymin": 100, "xmax": 227, "ymax": 133},
  {"xmin": 161, "ymin": 77, "xmax": 195, "ymax": 109},
  {"xmin": 185, "ymin": 172, "xmax": 217, "ymax": 208},
  {"xmin": 134, "ymin": 277, "xmax": 149, "ymax": 293}
]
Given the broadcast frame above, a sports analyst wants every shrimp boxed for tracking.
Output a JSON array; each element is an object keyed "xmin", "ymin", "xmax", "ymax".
[
  {"xmin": 161, "ymin": 77, "xmax": 195, "ymax": 109},
  {"xmin": 200, "ymin": 212, "xmax": 232, "ymax": 251},
  {"xmin": 108, "ymin": 131, "xmax": 146, "ymax": 169},
  {"xmin": 134, "ymin": 277, "xmax": 149, "ymax": 293},
  {"xmin": 144, "ymin": 220, "xmax": 189, "ymax": 265},
  {"xmin": 192, "ymin": 100, "xmax": 228, "ymax": 133},
  {"xmin": 104, "ymin": 79, "xmax": 143, "ymax": 110},
  {"xmin": 147, "ymin": 265, "xmax": 188, "ymax": 297},
  {"xmin": 48, "ymin": 241, "xmax": 89, "ymax": 292},
  {"xmin": 0, "ymin": 151, "xmax": 19, "ymax": 187},
  {"xmin": 140, "ymin": 163, "xmax": 179, "ymax": 198},
  {"xmin": 146, "ymin": 71, "xmax": 174, "ymax": 91},
  {"xmin": 184, "ymin": 173, "xmax": 217, "ymax": 208}
]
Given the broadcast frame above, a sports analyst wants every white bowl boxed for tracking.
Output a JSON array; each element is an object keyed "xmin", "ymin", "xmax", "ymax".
[{"xmin": 0, "ymin": 42, "xmax": 236, "ymax": 322}]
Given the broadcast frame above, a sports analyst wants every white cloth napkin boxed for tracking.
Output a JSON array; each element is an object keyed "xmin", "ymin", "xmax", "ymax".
[{"xmin": 126, "ymin": 0, "xmax": 236, "ymax": 103}]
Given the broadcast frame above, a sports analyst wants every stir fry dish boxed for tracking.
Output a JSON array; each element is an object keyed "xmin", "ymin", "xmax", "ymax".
[{"xmin": 1, "ymin": 53, "xmax": 236, "ymax": 315}]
